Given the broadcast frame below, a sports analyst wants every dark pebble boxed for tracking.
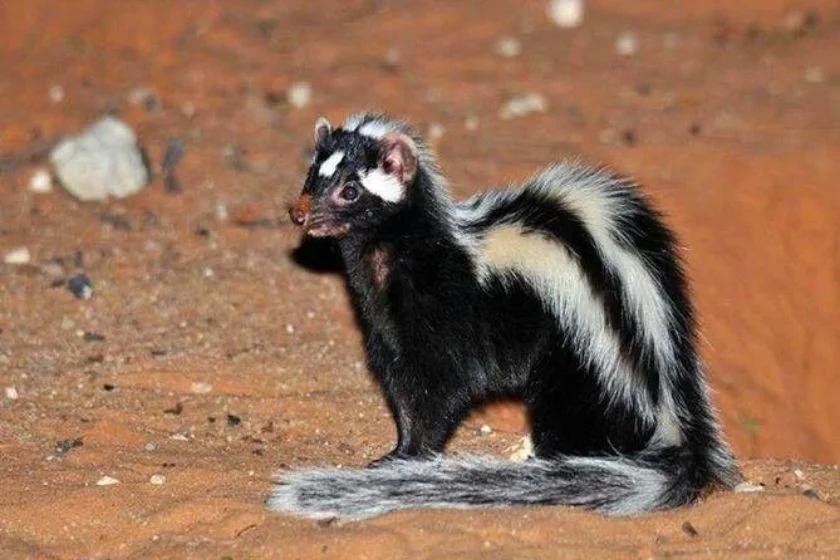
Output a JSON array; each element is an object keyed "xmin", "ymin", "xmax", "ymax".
[
  {"xmin": 67, "ymin": 274, "xmax": 94, "ymax": 300},
  {"xmin": 86, "ymin": 354, "xmax": 105, "ymax": 364},
  {"xmin": 98, "ymin": 212, "xmax": 132, "ymax": 231},
  {"xmin": 689, "ymin": 123, "xmax": 702, "ymax": 136},
  {"xmin": 163, "ymin": 138, "xmax": 187, "ymax": 194},
  {"xmin": 164, "ymin": 402, "xmax": 184, "ymax": 415},
  {"xmin": 52, "ymin": 437, "xmax": 84, "ymax": 458},
  {"xmin": 681, "ymin": 521, "xmax": 699, "ymax": 537},
  {"xmin": 802, "ymin": 488, "xmax": 821, "ymax": 500},
  {"xmin": 102, "ymin": 383, "xmax": 115, "ymax": 391},
  {"xmin": 83, "ymin": 331, "xmax": 106, "ymax": 342},
  {"xmin": 621, "ymin": 129, "xmax": 637, "ymax": 146},
  {"xmin": 150, "ymin": 349, "xmax": 167, "ymax": 358},
  {"xmin": 226, "ymin": 413, "xmax": 242, "ymax": 427}
]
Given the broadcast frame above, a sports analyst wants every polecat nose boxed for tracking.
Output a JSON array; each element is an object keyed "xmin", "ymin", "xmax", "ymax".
[
  {"xmin": 289, "ymin": 207, "xmax": 307, "ymax": 226},
  {"xmin": 289, "ymin": 194, "xmax": 312, "ymax": 226}
]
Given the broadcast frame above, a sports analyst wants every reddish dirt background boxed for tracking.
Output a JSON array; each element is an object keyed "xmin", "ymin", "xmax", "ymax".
[{"xmin": 1, "ymin": 1, "xmax": 839, "ymax": 558}]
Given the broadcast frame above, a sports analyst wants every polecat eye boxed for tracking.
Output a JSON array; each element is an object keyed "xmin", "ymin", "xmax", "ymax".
[{"xmin": 340, "ymin": 182, "xmax": 360, "ymax": 202}]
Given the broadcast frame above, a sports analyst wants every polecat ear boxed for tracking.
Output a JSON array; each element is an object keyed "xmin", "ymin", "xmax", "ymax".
[
  {"xmin": 314, "ymin": 117, "xmax": 332, "ymax": 144},
  {"xmin": 380, "ymin": 132, "xmax": 418, "ymax": 185}
]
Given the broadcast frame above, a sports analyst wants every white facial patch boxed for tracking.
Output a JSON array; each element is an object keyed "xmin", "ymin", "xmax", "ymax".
[
  {"xmin": 359, "ymin": 168, "xmax": 404, "ymax": 203},
  {"xmin": 318, "ymin": 151, "xmax": 345, "ymax": 177}
]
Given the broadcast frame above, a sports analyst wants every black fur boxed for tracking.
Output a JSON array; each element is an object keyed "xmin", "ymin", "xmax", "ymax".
[{"xmin": 269, "ymin": 114, "xmax": 741, "ymax": 519}]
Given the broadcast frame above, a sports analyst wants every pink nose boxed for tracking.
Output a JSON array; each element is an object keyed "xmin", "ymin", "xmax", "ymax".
[
  {"xmin": 289, "ymin": 207, "xmax": 307, "ymax": 226},
  {"xmin": 289, "ymin": 194, "xmax": 312, "ymax": 226}
]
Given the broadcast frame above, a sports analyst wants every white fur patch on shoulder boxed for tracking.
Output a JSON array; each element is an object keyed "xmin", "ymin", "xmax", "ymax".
[
  {"xmin": 318, "ymin": 151, "xmax": 345, "ymax": 177},
  {"xmin": 360, "ymin": 168, "xmax": 404, "ymax": 202}
]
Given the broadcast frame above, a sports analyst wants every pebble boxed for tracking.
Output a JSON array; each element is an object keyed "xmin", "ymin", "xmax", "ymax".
[
  {"xmin": 499, "ymin": 92, "xmax": 547, "ymax": 120},
  {"xmin": 4, "ymin": 387, "xmax": 19, "ymax": 400},
  {"xmin": 127, "ymin": 86, "xmax": 161, "ymax": 111},
  {"xmin": 734, "ymin": 482, "xmax": 765, "ymax": 493},
  {"xmin": 169, "ymin": 433, "xmax": 190, "ymax": 441},
  {"xmin": 793, "ymin": 468, "xmax": 805, "ymax": 480},
  {"xmin": 67, "ymin": 274, "xmax": 94, "ymax": 300},
  {"xmin": 61, "ymin": 317, "xmax": 76, "ymax": 330},
  {"xmin": 162, "ymin": 138, "xmax": 187, "ymax": 194},
  {"xmin": 615, "ymin": 31, "xmax": 638, "ymax": 56},
  {"xmin": 3, "ymin": 247, "xmax": 31, "ymax": 265},
  {"xmin": 286, "ymin": 81, "xmax": 312, "ymax": 109},
  {"xmin": 427, "ymin": 123, "xmax": 446, "ymax": 140},
  {"xmin": 49, "ymin": 116, "xmax": 150, "ymax": 201},
  {"xmin": 494, "ymin": 36, "xmax": 522, "ymax": 58},
  {"xmin": 805, "ymin": 67, "xmax": 824, "ymax": 84},
  {"xmin": 190, "ymin": 381, "xmax": 213, "ymax": 394},
  {"xmin": 149, "ymin": 474, "xmax": 166, "ymax": 485},
  {"xmin": 382, "ymin": 48, "xmax": 401, "ymax": 72},
  {"xmin": 508, "ymin": 435, "xmax": 534, "ymax": 463},
  {"xmin": 548, "ymin": 0, "xmax": 584, "ymax": 29},
  {"xmin": 48, "ymin": 85, "xmax": 65, "ymax": 104},
  {"xmin": 144, "ymin": 442, "xmax": 158, "ymax": 452},
  {"xmin": 95, "ymin": 475, "xmax": 120, "ymax": 486},
  {"xmin": 29, "ymin": 168, "xmax": 53, "ymax": 193},
  {"xmin": 464, "ymin": 114, "xmax": 480, "ymax": 132},
  {"xmin": 479, "ymin": 424, "xmax": 493, "ymax": 435}
]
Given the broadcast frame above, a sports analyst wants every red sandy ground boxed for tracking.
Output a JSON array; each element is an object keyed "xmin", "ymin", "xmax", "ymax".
[{"xmin": 0, "ymin": 1, "xmax": 838, "ymax": 558}]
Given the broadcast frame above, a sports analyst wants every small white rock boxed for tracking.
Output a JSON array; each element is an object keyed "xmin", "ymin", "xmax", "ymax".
[
  {"xmin": 428, "ymin": 123, "xmax": 446, "ymax": 140},
  {"xmin": 48, "ymin": 85, "xmax": 65, "ymax": 104},
  {"xmin": 29, "ymin": 168, "xmax": 53, "ymax": 193},
  {"xmin": 169, "ymin": 433, "xmax": 190, "ymax": 441},
  {"xmin": 4, "ymin": 247, "xmax": 31, "ymax": 265},
  {"xmin": 285, "ymin": 324, "xmax": 295, "ymax": 334},
  {"xmin": 144, "ymin": 442, "xmax": 158, "ymax": 452},
  {"xmin": 50, "ymin": 116, "xmax": 149, "ymax": 202},
  {"xmin": 4, "ymin": 387, "xmax": 19, "ymax": 400},
  {"xmin": 190, "ymin": 381, "xmax": 213, "ymax": 394},
  {"xmin": 203, "ymin": 267, "xmax": 214, "ymax": 278},
  {"xmin": 499, "ymin": 92, "xmax": 547, "ymax": 120},
  {"xmin": 96, "ymin": 475, "xmax": 120, "ymax": 486},
  {"xmin": 286, "ymin": 81, "xmax": 312, "ymax": 109},
  {"xmin": 149, "ymin": 474, "xmax": 166, "ymax": 485},
  {"xmin": 616, "ymin": 31, "xmax": 639, "ymax": 56},
  {"xmin": 479, "ymin": 424, "xmax": 493, "ymax": 435},
  {"xmin": 464, "ymin": 114, "xmax": 480, "ymax": 132},
  {"xmin": 734, "ymin": 482, "xmax": 765, "ymax": 493},
  {"xmin": 508, "ymin": 435, "xmax": 534, "ymax": 463},
  {"xmin": 805, "ymin": 67, "xmax": 824, "ymax": 84},
  {"xmin": 494, "ymin": 36, "xmax": 522, "ymax": 58},
  {"xmin": 127, "ymin": 86, "xmax": 159, "ymax": 108},
  {"xmin": 793, "ymin": 468, "xmax": 805, "ymax": 480},
  {"xmin": 548, "ymin": 0, "xmax": 584, "ymax": 29}
]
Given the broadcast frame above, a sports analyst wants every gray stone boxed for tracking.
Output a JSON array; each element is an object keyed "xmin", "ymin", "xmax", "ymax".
[{"xmin": 50, "ymin": 116, "xmax": 149, "ymax": 201}]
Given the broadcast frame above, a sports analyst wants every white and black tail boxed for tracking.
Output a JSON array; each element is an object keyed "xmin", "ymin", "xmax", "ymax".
[{"xmin": 267, "ymin": 445, "xmax": 733, "ymax": 520}]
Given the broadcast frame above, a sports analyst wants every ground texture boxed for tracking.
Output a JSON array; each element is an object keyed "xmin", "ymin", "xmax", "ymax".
[{"xmin": 1, "ymin": 1, "xmax": 839, "ymax": 558}]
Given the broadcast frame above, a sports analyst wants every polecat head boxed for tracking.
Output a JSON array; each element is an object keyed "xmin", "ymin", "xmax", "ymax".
[{"xmin": 289, "ymin": 114, "xmax": 421, "ymax": 238}]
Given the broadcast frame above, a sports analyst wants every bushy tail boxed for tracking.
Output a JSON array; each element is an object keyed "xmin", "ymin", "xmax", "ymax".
[{"xmin": 267, "ymin": 447, "xmax": 719, "ymax": 520}]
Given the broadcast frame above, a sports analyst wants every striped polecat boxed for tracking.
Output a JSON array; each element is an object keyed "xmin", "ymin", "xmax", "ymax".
[{"xmin": 269, "ymin": 113, "xmax": 741, "ymax": 520}]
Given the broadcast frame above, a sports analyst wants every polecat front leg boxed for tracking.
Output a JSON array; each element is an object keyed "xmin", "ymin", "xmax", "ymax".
[{"xmin": 368, "ymin": 346, "xmax": 467, "ymax": 466}]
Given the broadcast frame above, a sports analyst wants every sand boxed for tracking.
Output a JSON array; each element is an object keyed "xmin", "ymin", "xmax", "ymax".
[{"xmin": 1, "ymin": 1, "xmax": 838, "ymax": 557}]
